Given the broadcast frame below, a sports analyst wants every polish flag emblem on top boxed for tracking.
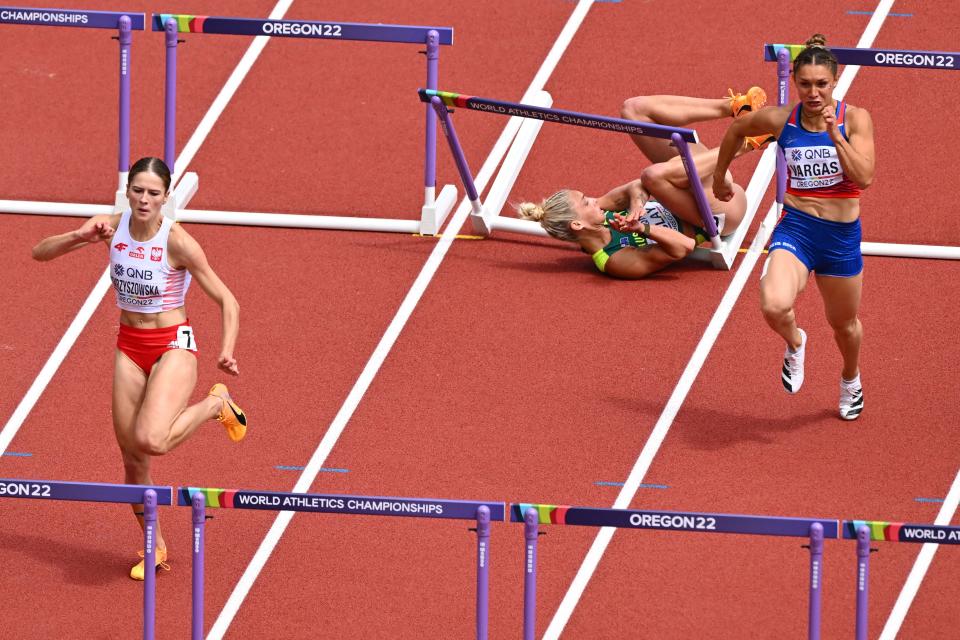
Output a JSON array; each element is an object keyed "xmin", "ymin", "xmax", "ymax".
[{"xmin": 151, "ymin": 247, "xmax": 163, "ymax": 262}]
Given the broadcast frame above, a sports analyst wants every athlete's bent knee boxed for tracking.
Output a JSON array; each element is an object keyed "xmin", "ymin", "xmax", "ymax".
[
  {"xmin": 134, "ymin": 427, "xmax": 170, "ymax": 457},
  {"xmin": 621, "ymin": 96, "xmax": 653, "ymax": 122},
  {"xmin": 831, "ymin": 317, "xmax": 861, "ymax": 339},
  {"xmin": 760, "ymin": 297, "xmax": 793, "ymax": 323}
]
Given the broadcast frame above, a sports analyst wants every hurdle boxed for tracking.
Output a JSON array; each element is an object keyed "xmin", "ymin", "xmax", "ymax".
[
  {"xmin": 513, "ymin": 501, "xmax": 960, "ymax": 639},
  {"xmin": 153, "ymin": 13, "xmax": 457, "ymax": 234},
  {"xmin": 0, "ymin": 6, "xmax": 146, "ymax": 216},
  {"xmin": 178, "ymin": 485, "xmax": 505, "ymax": 640},
  {"xmin": 418, "ymin": 88, "xmax": 745, "ymax": 269},
  {"xmin": 0, "ymin": 478, "xmax": 173, "ymax": 639},
  {"xmin": 765, "ymin": 43, "xmax": 960, "ymax": 261}
]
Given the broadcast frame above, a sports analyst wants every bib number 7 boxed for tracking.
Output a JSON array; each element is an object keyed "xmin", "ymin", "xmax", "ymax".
[{"xmin": 176, "ymin": 325, "xmax": 198, "ymax": 351}]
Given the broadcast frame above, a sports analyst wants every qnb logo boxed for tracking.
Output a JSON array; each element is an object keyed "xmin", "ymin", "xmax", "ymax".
[
  {"xmin": 113, "ymin": 264, "xmax": 125, "ymax": 278},
  {"xmin": 128, "ymin": 246, "xmax": 146, "ymax": 260},
  {"xmin": 151, "ymin": 247, "xmax": 163, "ymax": 262},
  {"xmin": 791, "ymin": 149, "xmax": 803, "ymax": 162},
  {"xmin": 113, "ymin": 242, "xmax": 128, "ymax": 252}
]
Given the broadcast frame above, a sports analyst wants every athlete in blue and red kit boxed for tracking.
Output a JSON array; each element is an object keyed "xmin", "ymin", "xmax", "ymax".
[{"xmin": 712, "ymin": 34, "xmax": 876, "ymax": 421}]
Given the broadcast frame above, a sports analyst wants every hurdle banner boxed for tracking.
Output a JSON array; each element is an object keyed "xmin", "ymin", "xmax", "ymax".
[
  {"xmin": 509, "ymin": 503, "xmax": 840, "ymax": 537},
  {"xmin": 0, "ymin": 478, "xmax": 172, "ymax": 504},
  {"xmin": 419, "ymin": 89, "xmax": 697, "ymax": 142},
  {"xmin": 154, "ymin": 13, "xmax": 457, "ymax": 235},
  {"xmin": 763, "ymin": 44, "xmax": 959, "ymax": 71},
  {"xmin": 152, "ymin": 14, "xmax": 452, "ymax": 45},
  {"xmin": 179, "ymin": 486, "xmax": 505, "ymax": 520},
  {"xmin": 0, "ymin": 6, "xmax": 145, "ymax": 29}
]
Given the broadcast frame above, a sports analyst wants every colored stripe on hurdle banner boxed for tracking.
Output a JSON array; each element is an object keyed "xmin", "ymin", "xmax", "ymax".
[
  {"xmin": 842, "ymin": 520, "xmax": 960, "ymax": 544},
  {"xmin": 0, "ymin": 6, "xmax": 146, "ymax": 30},
  {"xmin": 763, "ymin": 44, "xmax": 960, "ymax": 70},
  {"xmin": 151, "ymin": 13, "xmax": 453, "ymax": 45}
]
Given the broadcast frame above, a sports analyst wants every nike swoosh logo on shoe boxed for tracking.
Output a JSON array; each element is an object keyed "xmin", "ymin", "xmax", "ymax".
[{"xmin": 226, "ymin": 400, "xmax": 246, "ymax": 426}]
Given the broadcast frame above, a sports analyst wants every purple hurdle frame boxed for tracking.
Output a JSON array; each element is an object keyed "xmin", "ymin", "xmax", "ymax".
[
  {"xmin": 191, "ymin": 492, "xmax": 206, "ymax": 640},
  {"xmin": 775, "ymin": 47, "xmax": 790, "ymax": 208},
  {"xmin": 155, "ymin": 14, "xmax": 451, "ymax": 202},
  {"xmin": 143, "ymin": 489, "xmax": 157, "ymax": 640},
  {"xmin": 118, "ymin": 15, "xmax": 132, "ymax": 191},
  {"xmin": 419, "ymin": 89, "xmax": 720, "ymax": 244},
  {"xmin": 429, "ymin": 97, "xmax": 483, "ymax": 217},
  {"xmin": 807, "ymin": 522, "xmax": 824, "ymax": 640},
  {"xmin": 164, "ymin": 18, "xmax": 177, "ymax": 172},
  {"xmin": 855, "ymin": 525, "xmax": 871, "ymax": 640},
  {"xmin": 523, "ymin": 507, "xmax": 539, "ymax": 640},
  {"xmin": 476, "ymin": 505, "xmax": 491, "ymax": 640}
]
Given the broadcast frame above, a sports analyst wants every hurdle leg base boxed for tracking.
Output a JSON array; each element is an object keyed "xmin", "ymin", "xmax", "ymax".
[
  {"xmin": 420, "ymin": 183, "xmax": 457, "ymax": 235},
  {"xmin": 163, "ymin": 171, "xmax": 199, "ymax": 219}
]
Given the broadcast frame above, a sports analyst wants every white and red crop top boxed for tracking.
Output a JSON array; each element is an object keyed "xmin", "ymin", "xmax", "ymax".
[
  {"xmin": 109, "ymin": 211, "xmax": 191, "ymax": 313},
  {"xmin": 778, "ymin": 101, "xmax": 862, "ymax": 199}
]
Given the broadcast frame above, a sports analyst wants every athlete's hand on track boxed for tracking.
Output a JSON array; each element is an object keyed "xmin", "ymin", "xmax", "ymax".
[
  {"xmin": 712, "ymin": 173, "xmax": 735, "ymax": 202},
  {"xmin": 218, "ymin": 354, "xmax": 240, "ymax": 376},
  {"xmin": 76, "ymin": 218, "xmax": 115, "ymax": 243}
]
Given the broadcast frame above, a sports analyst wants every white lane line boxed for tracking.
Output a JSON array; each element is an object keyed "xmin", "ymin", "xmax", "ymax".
[
  {"xmin": 542, "ymin": 2, "xmax": 893, "ymax": 636},
  {"xmin": 205, "ymin": 2, "xmax": 596, "ymax": 638},
  {"xmin": 880, "ymin": 468, "xmax": 960, "ymax": 639},
  {"xmin": 0, "ymin": 270, "xmax": 112, "ymax": 455},
  {"xmin": 0, "ymin": 2, "xmax": 294, "ymax": 451}
]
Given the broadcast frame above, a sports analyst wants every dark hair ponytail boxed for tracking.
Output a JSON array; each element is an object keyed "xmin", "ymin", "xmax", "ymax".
[
  {"xmin": 793, "ymin": 33, "xmax": 838, "ymax": 76},
  {"xmin": 128, "ymin": 157, "xmax": 172, "ymax": 192}
]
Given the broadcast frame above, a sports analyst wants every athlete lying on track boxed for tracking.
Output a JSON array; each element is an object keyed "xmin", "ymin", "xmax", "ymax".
[
  {"xmin": 31, "ymin": 157, "xmax": 248, "ymax": 579},
  {"xmin": 518, "ymin": 90, "xmax": 772, "ymax": 279}
]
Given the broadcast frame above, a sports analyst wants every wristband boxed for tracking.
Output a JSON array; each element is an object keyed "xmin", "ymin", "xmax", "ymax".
[{"xmin": 642, "ymin": 221, "xmax": 650, "ymax": 238}]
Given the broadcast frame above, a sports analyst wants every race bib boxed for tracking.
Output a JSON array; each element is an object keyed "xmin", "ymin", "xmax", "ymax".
[{"xmin": 176, "ymin": 325, "xmax": 198, "ymax": 351}]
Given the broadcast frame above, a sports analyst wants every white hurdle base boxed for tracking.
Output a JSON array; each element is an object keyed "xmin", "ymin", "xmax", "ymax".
[
  {"xmin": 861, "ymin": 242, "xmax": 960, "ymax": 260},
  {"xmin": 419, "ymin": 184, "xmax": 458, "ymax": 235},
  {"xmin": 0, "ymin": 200, "xmax": 113, "ymax": 217},
  {"xmin": 175, "ymin": 209, "xmax": 421, "ymax": 233},
  {"xmin": 162, "ymin": 172, "xmax": 199, "ymax": 219}
]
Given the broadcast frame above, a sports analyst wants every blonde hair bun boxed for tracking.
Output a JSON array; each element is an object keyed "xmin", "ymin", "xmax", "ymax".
[{"xmin": 516, "ymin": 201, "xmax": 546, "ymax": 222}]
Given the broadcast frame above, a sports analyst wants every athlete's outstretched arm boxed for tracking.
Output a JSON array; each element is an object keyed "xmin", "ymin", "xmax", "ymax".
[
  {"xmin": 713, "ymin": 106, "xmax": 789, "ymax": 201},
  {"xmin": 31, "ymin": 214, "xmax": 117, "ymax": 261},
  {"xmin": 169, "ymin": 225, "xmax": 241, "ymax": 376}
]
